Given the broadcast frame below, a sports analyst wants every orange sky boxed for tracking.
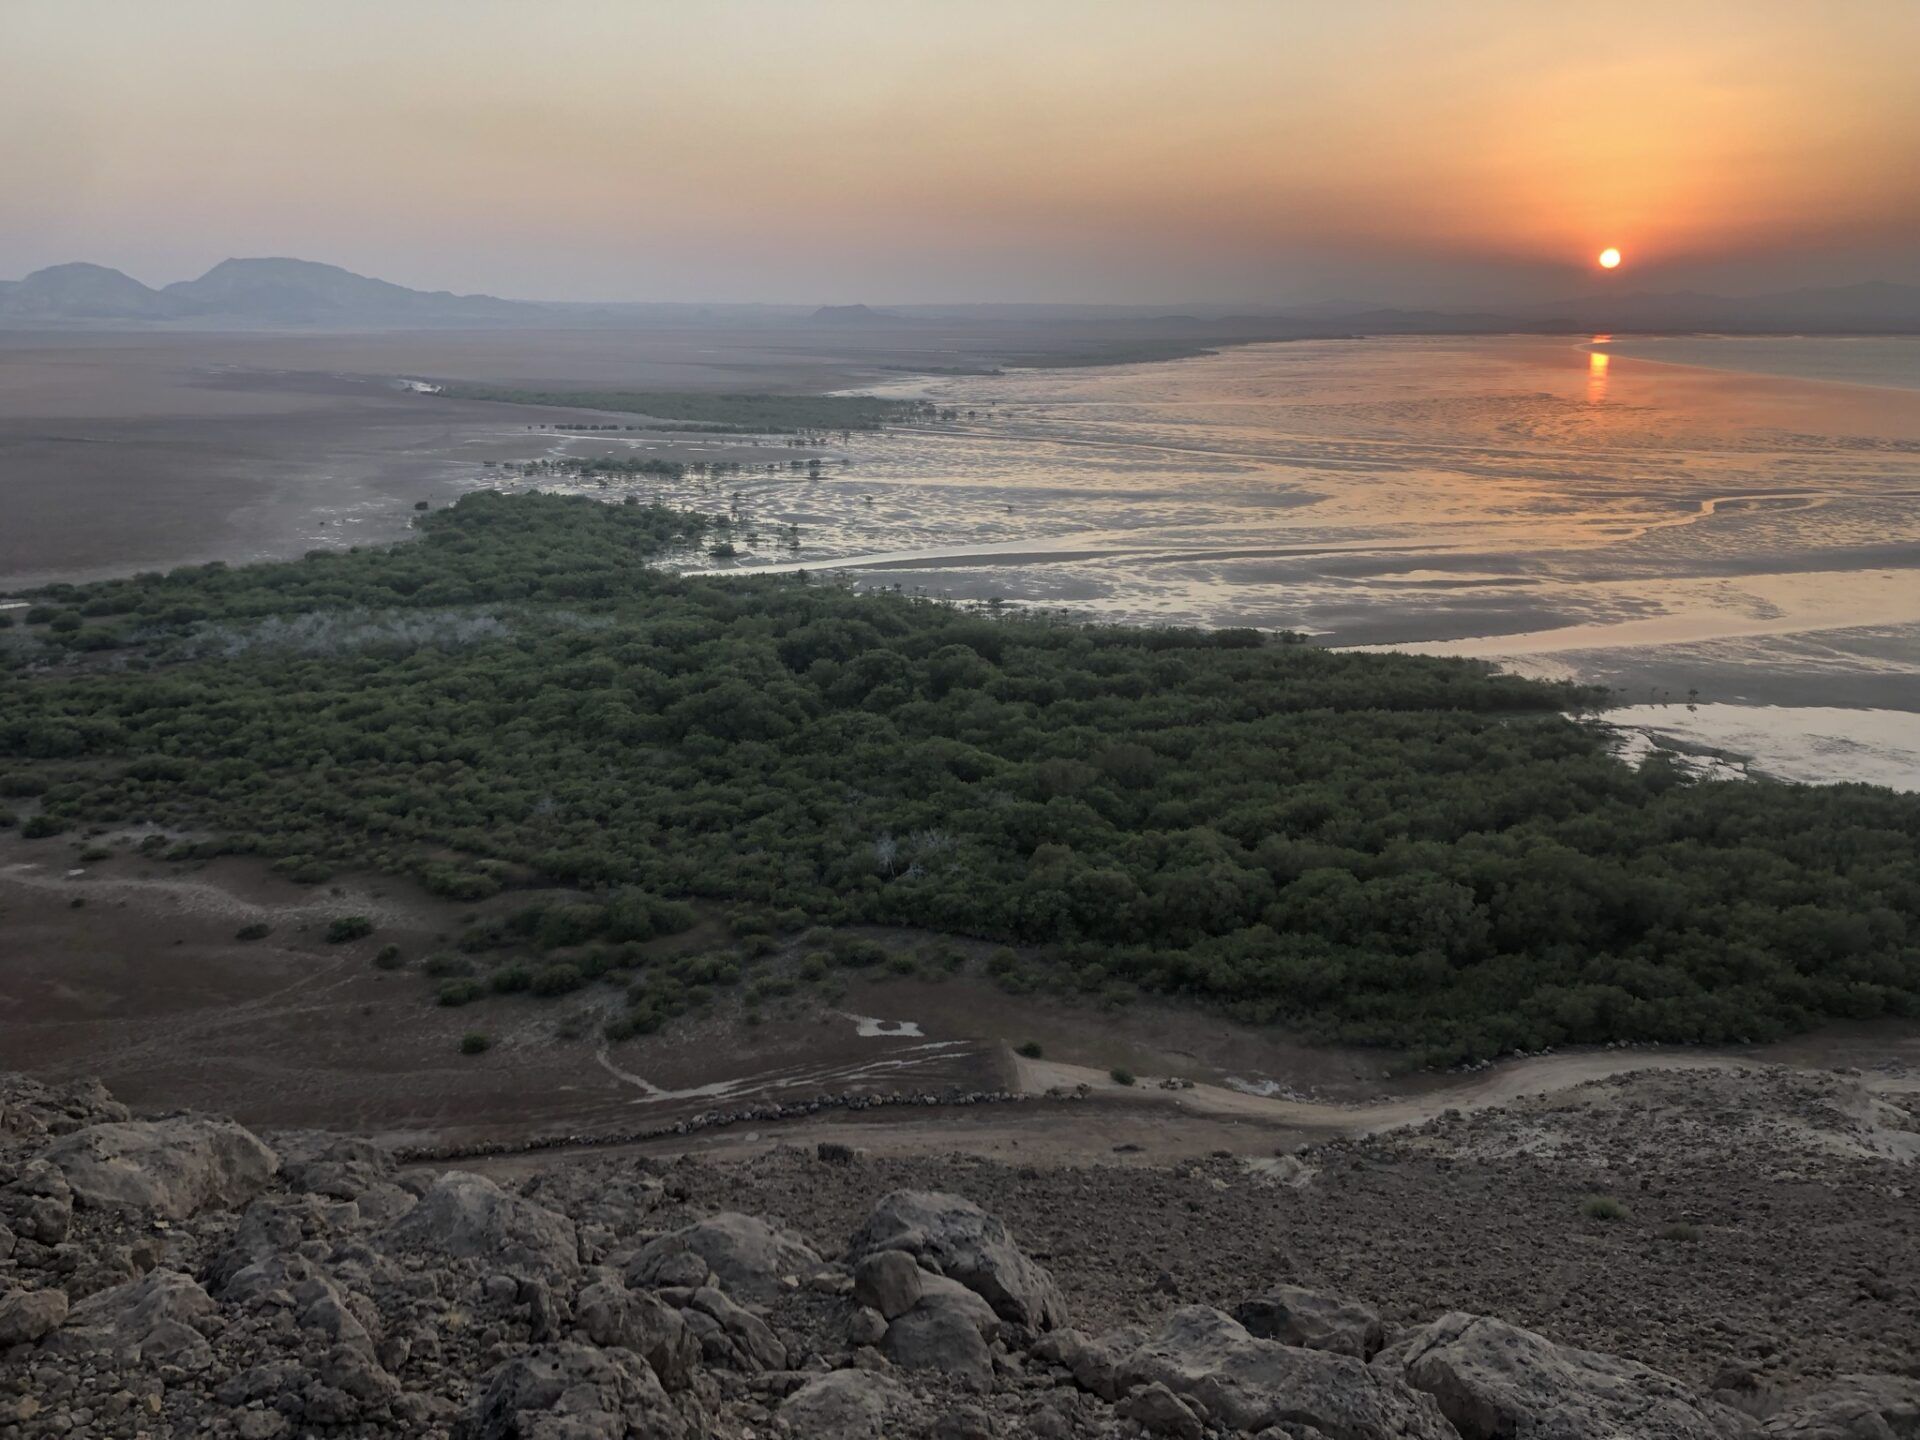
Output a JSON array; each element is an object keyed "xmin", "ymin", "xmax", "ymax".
[{"xmin": 3, "ymin": 0, "xmax": 1916, "ymax": 302}]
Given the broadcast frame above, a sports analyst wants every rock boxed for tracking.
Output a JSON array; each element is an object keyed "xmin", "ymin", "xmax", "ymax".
[
  {"xmin": 848, "ymin": 1190, "xmax": 1066, "ymax": 1330},
  {"xmin": 41, "ymin": 1117, "xmax": 277, "ymax": 1219},
  {"xmin": 1118, "ymin": 1306, "xmax": 1455, "ymax": 1438},
  {"xmin": 57, "ymin": 1269, "xmax": 217, "ymax": 1370},
  {"xmin": 304, "ymin": 1343, "xmax": 400, "ymax": 1424},
  {"xmin": 779, "ymin": 1370, "xmax": 907, "ymax": 1438},
  {"xmin": 627, "ymin": 1211, "xmax": 820, "ymax": 1300},
  {"xmin": 935, "ymin": 1402, "xmax": 998, "ymax": 1439},
  {"xmin": 573, "ymin": 1278, "xmax": 698, "ymax": 1390},
  {"xmin": 2, "ymin": 1158, "xmax": 74, "ymax": 1242},
  {"xmin": 1119, "ymin": 1381, "xmax": 1207, "ymax": 1440},
  {"xmin": 1033, "ymin": 1325, "xmax": 1149, "ymax": 1402},
  {"xmin": 0, "ymin": 1285, "xmax": 68, "ymax": 1345},
  {"xmin": 378, "ymin": 1170, "xmax": 579, "ymax": 1277},
  {"xmin": 690, "ymin": 1284, "xmax": 787, "ymax": 1371},
  {"xmin": 1398, "ymin": 1312, "xmax": 1751, "ymax": 1440},
  {"xmin": 854, "ymin": 1248, "xmax": 926, "ymax": 1320},
  {"xmin": 848, "ymin": 1305, "xmax": 889, "ymax": 1346},
  {"xmin": 1759, "ymin": 1374, "xmax": 1920, "ymax": 1438},
  {"xmin": 882, "ymin": 1276, "xmax": 1000, "ymax": 1382},
  {"xmin": 460, "ymin": 1342, "xmax": 689, "ymax": 1440},
  {"xmin": 1234, "ymin": 1284, "xmax": 1386, "ymax": 1360}
]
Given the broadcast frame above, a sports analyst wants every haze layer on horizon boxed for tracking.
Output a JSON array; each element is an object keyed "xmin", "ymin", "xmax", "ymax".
[{"xmin": 5, "ymin": 0, "xmax": 1917, "ymax": 307}]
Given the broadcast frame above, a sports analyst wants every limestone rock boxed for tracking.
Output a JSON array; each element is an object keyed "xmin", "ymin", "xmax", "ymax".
[
  {"xmin": 378, "ymin": 1170, "xmax": 579, "ymax": 1278},
  {"xmin": 854, "ymin": 1247, "xmax": 925, "ymax": 1320},
  {"xmin": 573, "ymin": 1278, "xmax": 698, "ymax": 1390},
  {"xmin": 1759, "ymin": 1375, "xmax": 1920, "ymax": 1438},
  {"xmin": 1235, "ymin": 1284, "xmax": 1386, "ymax": 1360},
  {"xmin": 41, "ymin": 1117, "xmax": 277, "ymax": 1220},
  {"xmin": 1399, "ymin": 1312, "xmax": 1752, "ymax": 1440},
  {"xmin": 0, "ymin": 1285, "xmax": 68, "ymax": 1345},
  {"xmin": 848, "ymin": 1190, "xmax": 1066, "ymax": 1330},
  {"xmin": 1118, "ymin": 1305, "xmax": 1455, "ymax": 1438},
  {"xmin": 460, "ymin": 1342, "xmax": 690, "ymax": 1440},
  {"xmin": 627, "ymin": 1211, "xmax": 820, "ymax": 1300},
  {"xmin": 780, "ymin": 1370, "xmax": 907, "ymax": 1439}
]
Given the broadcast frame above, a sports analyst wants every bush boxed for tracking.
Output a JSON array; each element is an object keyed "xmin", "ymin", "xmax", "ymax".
[
  {"xmin": 1015, "ymin": 1040, "xmax": 1044, "ymax": 1059},
  {"xmin": 21, "ymin": 815, "xmax": 64, "ymax": 839},
  {"xmin": 532, "ymin": 963, "xmax": 585, "ymax": 997},
  {"xmin": 325, "ymin": 915, "xmax": 374, "ymax": 944},
  {"xmin": 458, "ymin": 1032, "xmax": 491, "ymax": 1054},
  {"xmin": 373, "ymin": 944, "xmax": 404, "ymax": 970},
  {"xmin": 1109, "ymin": 1066, "xmax": 1136, "ymax": 1086},
  {"xmin": 490, "ymin": 963, "xmax": 532, "ymax": 993},
  {"xmin": 1659, "ymin": 1222, "xmax": 1701, "ymax": 1242},
  {"xmin": 1581, "ymin": 1195, "xmax": 1629, "ymax": 1222},
  {"xmin": 235, "ymin": 922, "xmax": 272, "ymax": 941},
  {"xmin": 437, "ymin": 979, "xmax": 484, "ymax": 1007},
  {"xmin": 422, "ymin": 953, "xmax": 473, "ymax": 978}
]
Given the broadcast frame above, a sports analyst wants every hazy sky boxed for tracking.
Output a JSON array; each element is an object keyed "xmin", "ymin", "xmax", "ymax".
[{"xmin": 4, "ymin": 0, "xmax": 1917, "ymax": 304}]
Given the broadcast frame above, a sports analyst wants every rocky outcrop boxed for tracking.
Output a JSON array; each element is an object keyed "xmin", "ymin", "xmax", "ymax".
[
  {"xmin": 377, "ymin": 1169, "xmax": 579, "ymax": 1277},
  {"xmin": 1118, "ymin": 1305, "xmax": 1457, "ymax": 1438},
  {"xmin": 780, "ymin": 1370, "xmax": 908, "ymax": 1438},
  {"xmin": 573, "ymin": 1275, "xmax": 698, "ymax": 1390},
  {"xmin": 1759, "ymin": 1375, "xmax": 1920, "ymax": 1438},
  {"xmin": 1236, "ymin": 1282, "xmax": 1387, "ymax": 1360},
  {"xmin": 847, "ymin": 1189, "xmax": 1066, "ymax": 1330},
  {"xmin": 625, "ymin": 1209, "xmax": 820, "ymax": 1299},
  {"xmin": 41, "ymin": 1117, "xmax": 277, "ymax": 1219},
  {"xmin": 0, "ymin": 1284, "xmax": 67, "ymax": 1345},
  {"xmin": 460, "ymin": 1342, "xmax": 687, "ymax": 1440},
  {"xmin": 1396, "ymin": 1311, "xmax": 1753, "ymax": 1439}
]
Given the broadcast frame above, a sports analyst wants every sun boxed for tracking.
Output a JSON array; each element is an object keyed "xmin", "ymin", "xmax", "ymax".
[{"xmin": 1597, "ymin": 247, "xmax": 1623, "ymax": 270}]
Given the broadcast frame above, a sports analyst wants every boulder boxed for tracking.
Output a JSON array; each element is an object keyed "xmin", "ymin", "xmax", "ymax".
[
  {"xmin": 689, "ymin": 1284, "xmax": 787, "ymax": 1371},
  {"xmin": 1398, "ymin": 1312, "xmax": 1752, "ymax": 1440},
  {"xmin": 626, "ymin": 1211, "xmax": 819, "ymax": 1300},
  {"xmin": 378, "ymin": 1170, "xmax": 579, "ymax": 1278},
  {"xmin": 1118, "ymin": 1306, "xmax": 1455, "ymax": 1438},
  {"xmin": 1, "ymin": 1158, "xmax": 73, "ymax": 1244},
  {"xmin": 460, "ymin": 1342, "xmax": 689, "ymax": 1440},
  {"xmin": 877, "ymin": 1270, "xmax": 999, "ymax": 1379},
  {"xmin": 1033, "ymin": 1324, "xmax": 1149, "ymax": 1401},
  {"xmin": 41, "ymin": 1117, "xmax": 277, "ymax": 1220},
  {"xmin": 1235, "ymin": 1285, "xmax": 1386, "ymax": 1360},
  {"xmin": 848, "ymin": 1190, "xmax": 1066, "ymax": 1330},
  {"xmin": 1118, "ymin": 1381, "xmax": 1207, "ymax": 1440},
  {"xmin": 1759, "ymin": 1375, "xmax": 1920, "ymax": 1438},
  {"xmin": 780, "ymin": 1370, "xmax": 908, "ymax": 1439},
  {"xmin": 0, "ymin": 1285, "xmax": 68, "ymax": 1345},
  {"xmin": 56, "ymin": 1268, "xmax": 218, "ymax": 1371},
  {"xmin": 854, "ymin": 1247, "xmax": 925, "ymax": 1319},
  {"xmin": 573, "ymin": 1279, "xmax": 698, "ymax": 1390}
]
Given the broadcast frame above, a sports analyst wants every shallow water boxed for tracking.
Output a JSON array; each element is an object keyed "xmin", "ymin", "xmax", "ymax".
[{"xmin": 540, "ymin": 335, "xmax": 1920, "ymax": 784}]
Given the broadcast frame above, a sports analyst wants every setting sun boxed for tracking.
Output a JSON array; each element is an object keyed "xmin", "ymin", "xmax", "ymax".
[{"xmin": 1598, "ymin": 247, "xmax": 1623, "ymax": 270}]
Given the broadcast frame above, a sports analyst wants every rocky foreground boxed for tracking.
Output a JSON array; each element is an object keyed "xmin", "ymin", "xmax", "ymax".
[{"xmin": 1, "ymin": 1067, "xmax": 1916, "ymax": 1439}]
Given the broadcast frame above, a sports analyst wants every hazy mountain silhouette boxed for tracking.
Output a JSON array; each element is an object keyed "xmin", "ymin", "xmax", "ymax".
[{"xmin": 0, "ymin": 257, "xmax": 535, "ymax": 328}]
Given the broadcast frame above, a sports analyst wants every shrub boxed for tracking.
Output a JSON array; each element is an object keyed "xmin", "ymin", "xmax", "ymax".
[
  {"xmin": 325, "ymin": 916, "xmax": 374, "ymax": 944},
  {"xmin": 236, "ymin": 922, "xmax": 272, "ymax": 941},
  {"xmin": 532, "ymin": 963, "xmax": 585, "ymax": 997},
  {"xmin": 437, "ymin": 979, "xmax": 484, "ymax": 1007},
  {"xmin": 423, "ymin": 953, "xmax": 474, "ymax": 978},
  {"xmin": 1659, "ymin": 1222, "xmax": 1701, "ymax": 1242},
  {"xmin": 490, "ymin": 964, "xmax": 532, "ymax": 994},
  {"xmin": 1581, "ymin": 1195, "xmax": 1629, "ymax": 1222},
  {"xmin": 1109, "ymin": 1066, "xmax": 1137, "ymax": 1086},
  {"xmin": 373, "ymin": 944, "xmax": 404, "ymax": 970},
  {"xmin": 21, "ymin": 815, "xmax": 64, "ymax": 839},
  {"xmin": 458, "ymin": 1032, "xmax": 491, "ymax": 1054},
  {"xmin": 1015, "ymin": 1040, "xmax": 1044, "ymax": 1059}
]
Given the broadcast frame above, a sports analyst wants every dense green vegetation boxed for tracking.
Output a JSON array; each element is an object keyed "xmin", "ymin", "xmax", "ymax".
[
  {"xmin": 441, "ymin": 386, "xmax": 925, "ymax": 433},
  {"xmin": 4, "ymin": 491, "xmax": 1917, "ymax": 1062}
]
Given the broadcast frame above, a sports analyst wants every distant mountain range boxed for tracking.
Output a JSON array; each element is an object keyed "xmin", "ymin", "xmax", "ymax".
[
  {"xmin": 4, "ymin": 256, "xmax": 1919, "ymax": 334},
  {"xmin": 0, "ymin": 257, "xmax": 533, "ymax": 328}
]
